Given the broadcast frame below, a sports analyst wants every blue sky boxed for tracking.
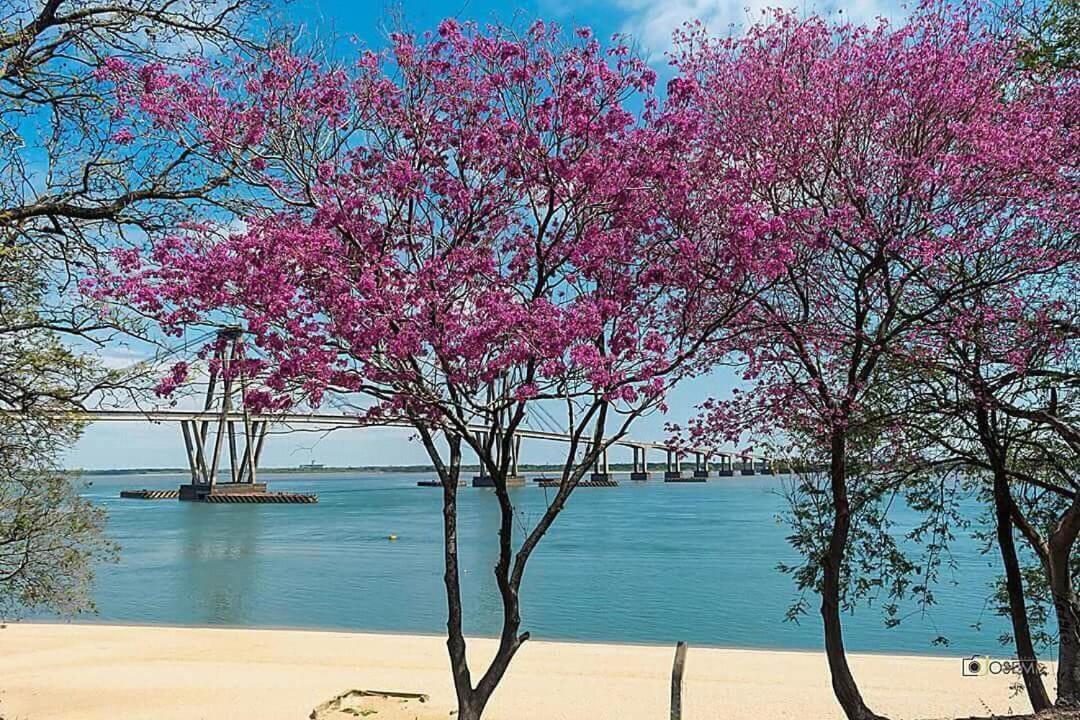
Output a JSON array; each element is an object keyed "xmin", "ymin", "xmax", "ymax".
[
  {"xmin": 288, "ymin": 0, "xmax": 906, "ymax": 60},
  {"xmin": 65, "ymin": 0, "xmax": 903, "ymax": 470}
]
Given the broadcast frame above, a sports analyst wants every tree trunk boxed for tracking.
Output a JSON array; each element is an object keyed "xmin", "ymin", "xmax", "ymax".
[
  {"xmin": 432, "ymin": 415, "xmax": 600, "ymax": 719},
  {"xmin": 977, "ymin": 408, "xmax": 1053, "ymax": 713},
  {"xmin": 470, "ymin": 461, "xmax": 528, "ymax": 717},
  {"xmin": 434, "ymin": 435, "xmax": 481, "ymax": 720},
  {"xmin": 992, "ymin": 468, "xmax": 1052, "ymax": 711},
  {"xmin": 1050, "ymin": 500, "xmax": 1080, "ymax": 707},
  {"xmin": 470, "ymin": 633, "xmax": 524, "ymax": 717},
  {"xmin": 820, "ymin": 431, "xmax": 889, "ymax": 720}
]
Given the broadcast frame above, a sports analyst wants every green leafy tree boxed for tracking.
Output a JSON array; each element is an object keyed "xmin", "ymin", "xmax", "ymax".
[
  {"xmin": 0, "ymin": 246, "xmax": 116, "ymax": 618},
  {"xmin": 1012, "ymin": 0, "xmax": 1080, "ymax": 70},
  {"xmin": 0, "ymin": 0, "xmax": 268, "ymax": 618}
]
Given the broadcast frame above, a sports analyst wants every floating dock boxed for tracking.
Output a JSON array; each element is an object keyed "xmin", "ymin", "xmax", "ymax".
[
  {"xmin": 536, "ymin": 478, "xmax": 618, "ymax": 488},
  {"xmin": 120, "ymin": 489, "xmax": 180, "ymax": 500},
  {"xmin": 120, "ymin": 483, "xmax": 317, "ymax": 504},
  {"xmin": 472, "ymin": 475, "xmax": 526, "ymax": 487}
]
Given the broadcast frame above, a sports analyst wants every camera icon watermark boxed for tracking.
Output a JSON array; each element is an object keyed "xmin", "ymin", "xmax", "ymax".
[
  {"xmin": 962, "ymin": 656, "xmax": 988, "ymax": 677},
  {"xmin": 961, "ymin": 655, "xmax": 1047, "ymax": 678}
]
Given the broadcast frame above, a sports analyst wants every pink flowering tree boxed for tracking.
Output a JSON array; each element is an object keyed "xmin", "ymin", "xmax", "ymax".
[
  {"xmin": 667, "ymin": 6, "xmax": 1076, "ymax": 719},
  {"xmin": 88, "ymin": 22, "xmax": 764, "ymax": 720}
]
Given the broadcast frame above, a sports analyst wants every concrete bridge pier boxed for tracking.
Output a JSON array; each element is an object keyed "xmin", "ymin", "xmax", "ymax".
[
  {"xmin": 740, "ymin": 455, "xmax": 755, "ymax": 476},
  {"xmin": 590, "ymin": 445, "xmax": 612, "ymax": 483},
  {"xmin": 472, "ymin": 431, "xmax": 525, "ymax": 487},
  {"xmin": 717, "ymin": 454, "xmax": 735, "ymax": 477},
  {"xmin": 692, "ymin": 452, "xmax": 711, "ymax": 480},
  {"xmin": 663, "ymin": 449, "xmax": 684, "ymax": 481},
  {"xmin": 536, "ymin": 441, "xmax": 618, "ymax": 487},
  {"xmin": 667, "ymin": 450, "xmax": 706, "ymax": 482},
  {"xmin": 178, "ymin": 417, "xmax": 270, "ymax": 500},
  {"xmin": 630, "ymin": 446, "xmax": 651, "ymax": 481}
]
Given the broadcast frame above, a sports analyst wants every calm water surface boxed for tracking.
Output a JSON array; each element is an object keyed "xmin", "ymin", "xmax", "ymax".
[{"xmin": 69, "ymin": 472, "xmax": 1015, "ymax": 655}]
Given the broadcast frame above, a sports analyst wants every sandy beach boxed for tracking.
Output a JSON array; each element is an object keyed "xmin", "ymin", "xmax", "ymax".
[{"xmin": 0, "ymin": 623, "xmax": 1047, "ymax": 720}]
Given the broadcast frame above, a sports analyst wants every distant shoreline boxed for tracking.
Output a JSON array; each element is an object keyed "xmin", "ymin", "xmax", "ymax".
[{"xmin": 69, "ymin": 463, "xmax": 643, "ymax": 476}]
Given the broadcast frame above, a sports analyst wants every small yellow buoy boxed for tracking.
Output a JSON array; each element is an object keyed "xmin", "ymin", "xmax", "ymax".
[{"xmin": 388, "ymin": 534, "xmax": 398, "ymax": 541}]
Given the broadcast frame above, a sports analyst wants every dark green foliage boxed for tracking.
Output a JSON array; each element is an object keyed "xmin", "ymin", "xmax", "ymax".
[{"xmin": 0, "ymin": 248, "xmax": 117, "ymax": 619}]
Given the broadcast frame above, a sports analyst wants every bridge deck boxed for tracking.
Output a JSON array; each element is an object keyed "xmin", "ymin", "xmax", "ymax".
[{"xmin": 56, "ymin": 409, "xmax": 760, "ymax": 460}]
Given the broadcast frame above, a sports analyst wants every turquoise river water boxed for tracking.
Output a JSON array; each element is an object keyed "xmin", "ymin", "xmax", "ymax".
[{"xmin": 65, "ymin": 471, "xmax": 1023, "ymax": 656}]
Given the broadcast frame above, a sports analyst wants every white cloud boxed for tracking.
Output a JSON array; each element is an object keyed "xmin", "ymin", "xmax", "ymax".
[
  {"xmin": 96, "ymin": 348, "xmax": 151, "ymax": 370},
  {"xmin": 616, "ymin": 0, "xmax": 904, "ymax": 60}
]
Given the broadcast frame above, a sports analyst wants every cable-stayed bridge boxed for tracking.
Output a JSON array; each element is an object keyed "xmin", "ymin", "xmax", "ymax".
[
  {"xmin": 56, "ymin": 330, "xmax": 780, "ymax": 503},
  {"xmin": 79, "ymin": 407, "xmax": 778, "ymax": 504}
]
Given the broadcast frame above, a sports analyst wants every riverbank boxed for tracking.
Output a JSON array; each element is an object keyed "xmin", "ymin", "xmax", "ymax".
[
  {"xmin": 73, "ymin": 464, "xmax": 628, "ymax": 475},
  {"xmin": 0, "ymin": 623, "xmax": 1043, "ymax": 719}
]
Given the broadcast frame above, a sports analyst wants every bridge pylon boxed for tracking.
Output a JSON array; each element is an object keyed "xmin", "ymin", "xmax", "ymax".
[
  {"xmin": 471, "ymin": 430, "xmax": 525, "ymax": 487},
  {"xmin": 121, "ymin": 328, "xmax": 316, "ymax": 504},
  {"xmin": 176, "ymin": 328, "xmax": 268, "ymax": 500}
]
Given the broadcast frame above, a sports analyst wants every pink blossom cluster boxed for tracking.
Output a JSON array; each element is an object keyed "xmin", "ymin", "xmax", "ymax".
[
  {"xmin": 87, "ymin": 8, "xmax": 1075, "ymax": 445},
  {"xmin": 665, "ymin": 3, "xmax": 1077, "ymax": 452},
  {"xmin": 89, "ymin": 20, "xmax": 772, "ymax": 422}
]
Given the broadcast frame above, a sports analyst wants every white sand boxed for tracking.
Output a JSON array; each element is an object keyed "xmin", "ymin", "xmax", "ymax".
[{"xmin": 0, "ymin": 623, "xmax": 1046, "ymax": 719}]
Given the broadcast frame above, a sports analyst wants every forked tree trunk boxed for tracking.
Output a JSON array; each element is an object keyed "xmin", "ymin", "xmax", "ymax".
[
  {"xmin": 469, "ymin": 456, "xmax": 530, "ymax": 717},
  {"xmin": 434, "ymin": 433, "xmax": 529, "ymax": 720},
  {"xmin": 432, "ymin": 410, "xmax": 607, "ymax": 720},
  {"xmin": 468, "ymin": 625, "xmax": 525, "ymax": 718},
  {"xmin": 821, "ymin": 432, "xmax": 889, "ymax": 720}
]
